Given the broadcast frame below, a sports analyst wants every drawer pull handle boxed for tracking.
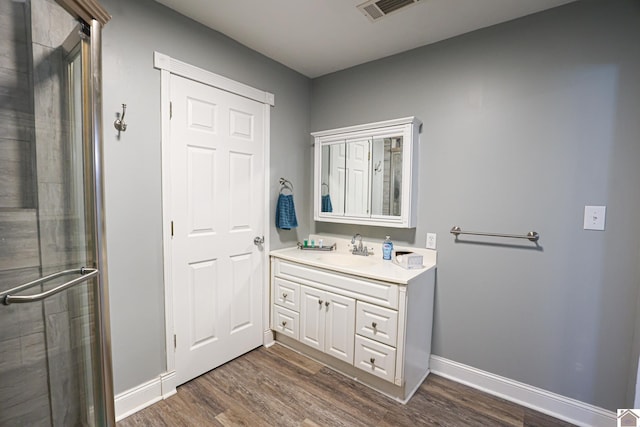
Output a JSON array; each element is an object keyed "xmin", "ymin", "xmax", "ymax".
[
  {"xmin": 282, "ymin": 293, "xmax": 288, "ymax": 298},
  {"xmin": 318, "ymin": 300, "xmax": 323, "ymax": 306},
  {"xmin": 325, "ymin": 301, "xmax": 330, "ymax": 307},
  {"xmin": 281, "ymin": 320, "xmax": 287, "ymax": 327},
  {"xmin": 370, "ymin": 357, "xmax": 375, "ymax": 364},
  {"xmin": 371, "ymin": 322, "xmax": 377, "ymax": 329}
]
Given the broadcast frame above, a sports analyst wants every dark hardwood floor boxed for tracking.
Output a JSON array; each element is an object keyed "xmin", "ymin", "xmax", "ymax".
[{"xmin": 117, "ymin": 344, "xmax": 575, "ymax": 426}]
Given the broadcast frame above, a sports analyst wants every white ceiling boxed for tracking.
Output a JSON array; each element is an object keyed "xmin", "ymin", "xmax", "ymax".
[{"xmin": 154, "ymin": 0, "xmax": 577, "ymax": 78}]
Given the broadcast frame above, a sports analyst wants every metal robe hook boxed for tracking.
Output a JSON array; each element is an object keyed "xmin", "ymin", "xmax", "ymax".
[{"xmin": 114, "ymin": 104, "xmax": 127, "ymax": 132}]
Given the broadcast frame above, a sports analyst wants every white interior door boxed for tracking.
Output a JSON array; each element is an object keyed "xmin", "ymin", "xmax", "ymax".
[
  {"xmin": 170, "ymin": 74, "xmax": 264, "ymax": 385},
  {"xmin": 346, "ymin": 139, "xmax": 371, "ymax": 216},
  {"xmin": 329, "ymin": 143, "xmax": 346, "ymax": 215}
]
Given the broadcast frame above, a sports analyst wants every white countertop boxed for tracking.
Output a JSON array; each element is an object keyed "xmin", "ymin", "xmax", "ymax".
[{"xmin": 270, "ymin": 235, "xmax": 436, "ymax": 285}]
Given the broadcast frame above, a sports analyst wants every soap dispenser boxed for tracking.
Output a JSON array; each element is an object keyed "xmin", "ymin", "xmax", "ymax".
[{"xmin": 382, "ymin": 236, "xmax": 393, "ymax": 260}]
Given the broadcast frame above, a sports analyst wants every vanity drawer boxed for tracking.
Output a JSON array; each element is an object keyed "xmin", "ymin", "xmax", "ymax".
[
  {"xmin": 274, "ymin": 259, "xmax": 399, "ymax": 309},
  {"xmin": 354, "ymin": 335, "xmax": 396, "ymax": 383},
  {"xmin": 273, "ymin": 277, "xmax": 300, "ymax": 311},
  {"xmin": 356, "ymin": 301, "xmax": 398, "ymax": 347},
  {"xmin": 273, "ymin": 305, "xmax": 299, "ymax": 340}
]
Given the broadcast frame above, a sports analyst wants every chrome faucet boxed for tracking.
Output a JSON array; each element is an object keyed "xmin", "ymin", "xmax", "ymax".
[{"xmin": 351, "ymin": 233, "xmax": 369, "ymax": 256}]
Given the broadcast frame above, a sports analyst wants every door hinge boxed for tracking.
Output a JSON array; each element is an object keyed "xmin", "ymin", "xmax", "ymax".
[
  {"xmin": 169, "ymin": 101, "xmax": 173, "ymax": 119},
  {"xmin": 171, "ymin": 221, "xmax": 174, "ymax": 237},
  {"xmin": 368, "ymin": 151, "xmax": 371, "ymax": 161},
  {"xmin": 173, "ymin": 334, "xmax": 177, "ymax": 349}
]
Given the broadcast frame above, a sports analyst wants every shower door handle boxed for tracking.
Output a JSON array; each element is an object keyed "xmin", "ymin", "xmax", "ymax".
[{"xmin": 1, "ymin": 267, "xmax": 99, "ymax": 305}]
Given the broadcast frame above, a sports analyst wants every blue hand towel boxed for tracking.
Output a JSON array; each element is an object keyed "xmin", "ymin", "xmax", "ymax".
[
  {"xmin": 276, "ymin": 193, "xmax": 298, "ymax": 229},
  {"xmin": 321, "ymin": 194, "xmax": 333, "ymax": 213}
]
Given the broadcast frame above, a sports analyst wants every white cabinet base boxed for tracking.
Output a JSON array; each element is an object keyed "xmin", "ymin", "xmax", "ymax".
[
  {"xmin": 275, "ymin": 334, "xmax": 429, "ymax": 404},
  {"xmin": 270, "ymin": 252, "xmax": 436, "ymax": 404}
]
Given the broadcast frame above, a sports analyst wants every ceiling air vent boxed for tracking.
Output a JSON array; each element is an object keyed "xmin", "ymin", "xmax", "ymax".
[{"xmin": 357, "ymin": 0, "xmax": 422, "ymax": 22}]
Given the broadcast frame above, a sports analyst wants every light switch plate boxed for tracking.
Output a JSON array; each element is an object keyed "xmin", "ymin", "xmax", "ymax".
[
  {"xmin": 426, "ymin": 233, "xmax": 437, "ymax": 249},
  {"xmin": 584, "ymin": 206, "xmax": 606, "ymax": 230}
]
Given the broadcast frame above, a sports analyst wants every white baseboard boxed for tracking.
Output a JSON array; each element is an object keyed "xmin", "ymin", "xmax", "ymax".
[
  {"xmin": 264, "ymin": 328, "xmax": 275, "ymax": 347},
  {"xmin": 160, "ymin": 370, "xmax": 178, "ymax": 399},
  {"xmin": 114, "ymin": 372, "xmax": 178, "ymax": 421},
  {"xmin": 429, "ymin": 355, "xmax": 616, "ymax": 427},
  {"xmin": 115, "ymin": 354, "xmax": 617, "ymax": 425}
]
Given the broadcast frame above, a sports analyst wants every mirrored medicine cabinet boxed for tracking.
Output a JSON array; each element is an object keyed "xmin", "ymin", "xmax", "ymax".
[{"xmin": 312, "ymin": 117, "xmax": 421, "ymax": 228}]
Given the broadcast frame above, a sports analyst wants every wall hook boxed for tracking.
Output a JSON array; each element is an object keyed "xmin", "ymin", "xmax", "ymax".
[{"xmin": 114, "ymin": 103, "xmax": 127, "ymax": 132}]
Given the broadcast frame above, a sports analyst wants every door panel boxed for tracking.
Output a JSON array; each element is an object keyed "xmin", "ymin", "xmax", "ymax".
[
  {"xmin": 346, "ymin": 139, "xmax": 371, "ymax": 216},
  {"xmin": 229, "ymin": 108, "xmax": 254, "ymax": 139},
  {"xmin": 329, "ymin": 143, "xmax": 346, "ymax": 215},
  {"xmin": 187, "ymin": 97, "xmax": 217, "ymax": 131},
  {"xmin": 229, "ymin": 252, "xmax": 254, "ymax": 333},
  {"xmin": 189, "ymin": 259, "xmax": 219, "ymax": 346},
  {"xmin": 325, "ymin": 292, "xmax": 355, "ymax": 363},
  {"xmin": 187, "ymin": 146, "xmax": 217, "ymax": 234},
  {"xmin": 229, "ymin": 152, "xmax": 253, "ymax": 230},
  {"xmin": 300, "ymin": 286, "xmax": 324, "ymax": 351},
  {"xmin": 172, "ymin": 74, "xmax": 264, "ymax": 385}
]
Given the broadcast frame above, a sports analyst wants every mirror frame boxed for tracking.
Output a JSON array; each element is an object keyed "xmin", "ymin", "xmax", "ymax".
[{"xmin": 312, "ymin": 117, "xmax": 421, "ymax": 228}]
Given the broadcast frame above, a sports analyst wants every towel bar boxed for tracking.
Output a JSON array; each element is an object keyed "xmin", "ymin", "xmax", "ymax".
[
  {"xmin": 1, "ymin": 267, "xmax": 99, "ymax": 305},
  {"xmin": 450, "ymin": 226, "xmax": 539, "ymax": 242}
]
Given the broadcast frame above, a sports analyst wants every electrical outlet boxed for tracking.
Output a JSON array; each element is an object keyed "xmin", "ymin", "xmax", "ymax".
[
  {"xmin": 584, "ymin": 206, "xmax": 606, "ymax": 231},
  {"xmin": 426, "ymin": 233, "xmax": 437, "ymax": 249}
]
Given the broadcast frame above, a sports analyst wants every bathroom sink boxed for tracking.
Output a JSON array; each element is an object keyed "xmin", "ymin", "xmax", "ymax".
[
  {"xmin": 314, "ymin": 253, "xmax": 378, "ymax": 268},
  {"xmin": 270, "ymin": 239, "xmax": 437, "ymax": 285}
]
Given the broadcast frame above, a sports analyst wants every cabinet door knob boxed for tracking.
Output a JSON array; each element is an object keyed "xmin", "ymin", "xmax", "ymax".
[
  {"xmin": 282, "ymin": 292, "xmax": 288, "ymax": 298},
  {"xmin": 318, "ymin": 300, "xmax": 323, "ymax": 306},
  {"xmin": 371, "ymin": 322, "xmax": 377, "ymax": 329},
  {"xmin": 325, "ymin": 301, "xmax": 330, "ymax": 307},
  {"xmin": 370, "ymin": 357, "xmax": 375, "ymax": 364},
  {"xmin": 281, "ymin": 320, "xmax": 287, "ymax": 327}
]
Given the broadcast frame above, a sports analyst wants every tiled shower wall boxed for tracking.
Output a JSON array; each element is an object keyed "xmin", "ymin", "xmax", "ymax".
[
  {"xmin": 0, "ymin": 0, "xmax": 86, "ymax": 425},
  {"xmin": 0, "ymin": 0, "xmax": 47, "ymax": 424}
]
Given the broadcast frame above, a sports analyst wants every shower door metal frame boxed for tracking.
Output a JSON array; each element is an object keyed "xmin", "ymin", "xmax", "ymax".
[
  {"xmin": 61, "ymin": 16, "xmax": 115, "ymax": 425},
  {"xmin": 84, "ymin": 17, "xmax": 116, "ymax": 426},
  {"xmin": 0, "ymin": 12, "xmax": 115, "ymax": 426},
  {"xmin": 60, "ymin": 3, "xmax": 114, "ymax": 424}
]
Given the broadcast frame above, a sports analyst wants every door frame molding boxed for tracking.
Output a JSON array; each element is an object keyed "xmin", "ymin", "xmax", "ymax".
[{"xmin": 154, "ymin": 52, "xmax": 274, "ymax": 397}]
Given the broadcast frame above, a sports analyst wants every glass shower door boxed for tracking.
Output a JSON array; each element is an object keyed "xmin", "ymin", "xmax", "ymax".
[{"xmin": 0, "ymin": 3, "xmax": 111, "ymax": 425}]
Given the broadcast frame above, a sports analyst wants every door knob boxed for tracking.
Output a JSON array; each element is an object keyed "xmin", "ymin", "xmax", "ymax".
[{"xmin": 253, "ymin": 236, "xmax": 264, "ymax": 246}]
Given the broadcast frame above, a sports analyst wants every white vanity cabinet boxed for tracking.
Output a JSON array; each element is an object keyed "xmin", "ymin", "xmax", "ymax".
[
  {"xmin": 269, "ymin": 246, "xmax": 436, "ymax": 403},
  {"xmin": 299, "ymin": 286, "xmax": 355, "ymax": 364}
]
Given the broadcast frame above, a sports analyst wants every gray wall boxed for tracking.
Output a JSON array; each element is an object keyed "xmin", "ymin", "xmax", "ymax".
[
  {"xmin": 311, "ymin": 0, "xmax": 640, "ymax": 411},
  {"xmin": 101, "ymin": 0, "xmax": 640, "ymax": 412},
  {"xmin": 101, "ymin": 0, "xmax": 311, "ymax": 394}
]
